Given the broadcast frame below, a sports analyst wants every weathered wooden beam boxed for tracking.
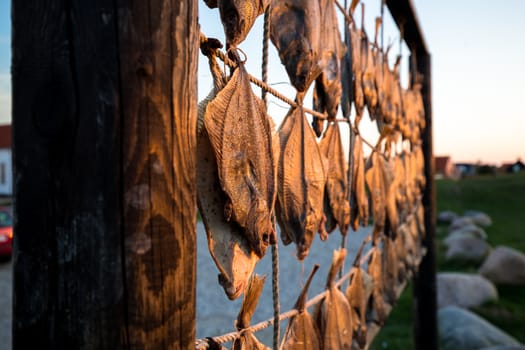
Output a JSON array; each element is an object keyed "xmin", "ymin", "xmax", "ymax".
[
  {"xmin": 411, "ymin": 53, "xmax": 438, "ymax": 350},
  {"xmin": 12, "ymin": 1, "xmax": 198, "ymax": 349},
  {"xmin": 385, "ymin": 0, "xmax": 429, "ymax": 57}
]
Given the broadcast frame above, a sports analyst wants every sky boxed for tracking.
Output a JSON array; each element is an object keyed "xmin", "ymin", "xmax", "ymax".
[{"xmin": 1, "ymin": 0, "xmax": 524, "ymax": 165}]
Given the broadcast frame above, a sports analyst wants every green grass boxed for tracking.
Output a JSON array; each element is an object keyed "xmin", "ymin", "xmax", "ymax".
[{"xmin": 369, "ymin": 172, "xmax": 525, "ymax": 349}]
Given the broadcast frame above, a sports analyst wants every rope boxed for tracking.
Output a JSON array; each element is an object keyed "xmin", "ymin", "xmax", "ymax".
[
  {"xmin": 271, "ymin": 242, "xmax": 280, "ymax": 350},
  {"xmin": 262, "ymin": 4, "xmax": 271, "ymax": 104}
]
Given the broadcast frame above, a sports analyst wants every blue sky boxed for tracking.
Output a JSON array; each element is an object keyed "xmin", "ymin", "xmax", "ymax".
[{"xmin": 1, "ymin": 0, "xmax": 524, "ymax": 164}]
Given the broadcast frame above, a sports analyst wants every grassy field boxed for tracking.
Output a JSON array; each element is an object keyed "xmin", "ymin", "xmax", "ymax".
[{"xmin": 370, "ymin": 172, "xmax": 525, "ymax": 349}]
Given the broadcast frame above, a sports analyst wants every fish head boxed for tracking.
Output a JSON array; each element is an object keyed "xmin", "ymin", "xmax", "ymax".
[
  {"xmin": 357, "ymin": 325, "xmax": 367, "ymax": 349},
  {"xmin": 297, "ymin": 210, "xmax": 319, "ymax": 260},
  {"xmin": 283, "ymin": 38, "xmax": 320, "ymax": 92},
  {"xmin": 220, "ymin": 0, "xmax": 264, "ymax": 48},
  {"xmin": 216, "ymin": 241, "xmax": 258, "ymax": 300},
  {"xmin": 247, "ymin": 197, "xmax": 274, "ymax": 257}
]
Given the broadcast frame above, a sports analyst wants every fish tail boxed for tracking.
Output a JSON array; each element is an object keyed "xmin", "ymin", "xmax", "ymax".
[
  {"xmin": 294, "ymin": 264, "xmax": 320, "ymax": 311},
  {"xmin": 326, "ymin": 249, "xmax": 347, "ymax": 288}
]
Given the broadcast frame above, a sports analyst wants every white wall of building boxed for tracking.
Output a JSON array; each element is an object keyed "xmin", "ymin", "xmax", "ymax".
[{"xmin": 0, "ymin": 149, "xmax": 12, "ymax": 196}]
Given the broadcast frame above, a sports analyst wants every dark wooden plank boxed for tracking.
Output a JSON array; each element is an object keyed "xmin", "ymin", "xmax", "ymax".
[
  {"xmin": 411, "ymin": 53, "xmax": 438, "ymax": 350},
  {"xmin": 12, "ymin": 1, "xmax": 198, "ymax": 348},
  {"xmin": 385, "ymin": 0, "xmax": 429, "ymax": 56}
]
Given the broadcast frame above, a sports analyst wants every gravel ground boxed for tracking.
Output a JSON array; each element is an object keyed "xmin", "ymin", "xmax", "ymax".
[
  {"xmin": 0, "ymin": 222, "xmax": 371, "ymax": 349},
  {"xmin": 0, "ymin": 257, "xmax": 12, "ymax": 350}
]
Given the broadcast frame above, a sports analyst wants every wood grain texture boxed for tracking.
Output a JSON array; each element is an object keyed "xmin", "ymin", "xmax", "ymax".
[{"xmin": 12, "ymin": 1, "xmax": 198, "ymax": 349}]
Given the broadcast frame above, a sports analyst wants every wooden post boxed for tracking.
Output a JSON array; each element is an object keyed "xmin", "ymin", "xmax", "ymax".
[
  {"xmin": 411, "ymin": 53, "xmax": 438, "ymax": 350},
  {"xmin": 12, "ymin": 1, "xmax": 198, "ymax": 349}
]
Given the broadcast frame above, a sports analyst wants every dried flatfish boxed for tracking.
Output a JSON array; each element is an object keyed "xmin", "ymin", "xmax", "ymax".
[
  {"xmin": 319, "ymin": 122, "xmax": 350, "ymax": 235},
  {"xmin": 197, "ymin": 124, "xmax": 259, "ymax": 300},
  {"xmin": 276, "ymin": 106, "xmax": 327, "ymax": 260},
  {"xmin": 205, "ymin": 0, "xmax": 269, "ymax": 49},
  {"xmin": 367, "ymin": 245, "xmax": 386, "ymax": 325},
  {"xmin": 312, "ymin": 0, "xmax": 344, "ymax": 136},
  {"xmin": 204, "ymin": 64, "xmax": 276, "ymax": 258},
  {"xmin": 345, "ymin": 240, "xmax": 369, "ymax": 349},
  {"xmin": 232, "ymin": 275, "xmax": 270, "ymax": 350},
  {"xmin": 270, "ymin": 0, "xmax": 323, "ymax": 92},
  {"xmin": 340, "ymin": 23, "xmax": 353, "ymax": 120},
  {"xmin": 362, "ymin": 19, "xmax": 380, "ymax": 121},
  {"xmin": 365, "ymin": 151, "xmax": 386, "ymax": 242},
  {"xmin": 280, "ymin": 265, "xmax": 321, "ymax": 350},
  {"xmin": 381, "ymin": 157, "xmax": 399, "ymax": 238},
  {"xmin": 350, "ymin": 132, "xmax": 368, "ymax": 231},
  {"xmin": 197, "ymin": 53, "xmax": 259, "ymax": 300},
  {"xmin": 314, "ymin": 249, "xmax": 353, "ymax": 350},
  {"xmin": 383, "ymin": 236, "xmax": 398, "ymax": 305}
]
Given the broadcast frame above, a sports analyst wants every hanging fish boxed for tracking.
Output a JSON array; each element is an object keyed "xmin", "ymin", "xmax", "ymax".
[
  {"xmin": 349, "ymin": 131, "xmax": 368, "ymax": 231},
  {"xmin": 345, "ymin": 239, "xmax": 370, "ymax": 349},
  {"xmin": 314, "ymin": 249, "xmax": 353, "ymax": 350},
  {"xmin": 276, "ymin": 106, "xmax": 328, "ymax": 260},
  {"xmin": 205, "ymin": 0, "xmax": 269, "ymax": 52},
  {"xmin": 367, "ymin": 244, "xmax": 386, "ymax": 325},
  {"xmin": 197, "ymin": 48, "xmax": 259, "ymax": 300},
  {"xmin": 365, "ymin": 151, "xmax": 387, "ymax": 242},
  {"xmin": 312, "ymin": 0, "xmax": 345, "ymax": 136},
  {"xmin": 362, "ymin": 18, "xmax": 380, "ymax": 121},
  {"xmin": 319, "ymin": 122, "xmax": 350, "ymax": 235},
  {"xmin": 280, "ymin": 264, "xmax": 321, "ymax": 350},
  {"xmin": 204, "ymin": 64, "xmax": 276, "ymax": 258},
  {"xmin": 381, "ymin": 156, "xmax": 399, "ymax": 238},
  {"xmin": 270, "ymin": 0, "xmax": 323, "ymax": 92},
  {"xmin": 232, "ymin": 275, "xmax": 270, "ymax": 350},
  {"xmin": 383, "ymin": 235, "xmax": 398, "ymax": 305},
  {"xmin": 351, "ymin": 5, "xmax": 366, "ymax": 128},
  {"xmin": 340, "ymin": 21, "xmax": 354, "ymax": 120}
]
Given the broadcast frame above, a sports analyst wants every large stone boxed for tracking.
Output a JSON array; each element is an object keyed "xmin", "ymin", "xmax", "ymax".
[
  {"xmin": 464, "ymin": 210, "xmax": 493, "ymax": 227},
  {"xmin": 449, "ymin": 216, "xmax": 475, "ymax": 232},
  {"xmin": 479, "ymin": 246, "xmax": 525, "ymax": 285},
  {"xmin": 437, "ymin": 273, "xmax": 498, "ymax": 309},
  {"xmin": 452, "ymin": 223, "xmax": 488, "ymax": 239},
  {"xmin": 438, "ymin": 210, "xmax": 458, "ymax": 224},
  {"xmin": 481, "ymin": 346, "xmax": 525, "ymax": 350},
  {"xmin": 439, "ymin": 306, "xmax": 520, "ymax": 350},
  {"xmin": 445, "ymin": 236, "xmax": 491, "ymax": 263}
]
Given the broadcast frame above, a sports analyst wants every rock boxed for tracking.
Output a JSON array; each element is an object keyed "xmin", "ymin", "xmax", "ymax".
[
  {"xmin": 445, "ymin": 236, "xmax": 491, "ymax": 263},
  {"xmin": 464, "ymin": 210, "xmax": 493, "ymax": 227},
  {"xmin": 438, "ymin": 210, "xmax": 458, "ymax": 224},
  {"xmin": 437, "ymin": 273, "xmax": 498, "ymax": 309},
  {"xmin": 480, "ymin": 346, "xmax": 525, "ymax": 350},
  {"xmin": 439, "ymin": 306, "xmax": 520, "ymax": 350},
  {"xmin": 449, "ymin": 224, "xmax": 487, "ymax": 239},
  {"xmin": 449, "ymin": 216, "xmax": 474, "ymax": 232},
  {"xmin": 479, "ymin": 246, "xmax": 525, "ymax": 285}
]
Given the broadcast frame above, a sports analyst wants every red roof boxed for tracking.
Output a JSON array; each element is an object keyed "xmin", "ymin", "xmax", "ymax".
[{"xmin": 0, "ymin": 125, "xmax": 11, "ymax": 149}]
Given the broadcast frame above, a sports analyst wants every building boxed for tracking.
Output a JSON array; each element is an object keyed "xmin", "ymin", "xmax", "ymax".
[
  {"xmin": 500, "ymin": 159, "xmax": 525, "ymax": 174},
  {"xmin": 434, "ymin": 156, "xmax": 456, "ymax": 179},
  {"xmin": 0, "ymin": 124, "xmax": 12, "ymax": 197}
]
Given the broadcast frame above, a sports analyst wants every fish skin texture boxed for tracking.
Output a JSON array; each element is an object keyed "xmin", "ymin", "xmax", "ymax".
[
  {"xmin": 314, "ymin": 249, "xmax": 353, "ymax": 350},
  {"xmin": 270, "ymin": 0, "xmax": 324, "ymax": 92},
  {"xmin": 350, "ymin": 133, "xmax": 368, "ymax": 231},
  {"xmin": 312, "ymin": 0, "xmax": 344, "ymax": 136},
  {"xmin": 232, "ymin": 275, "xmax": 271, "ymax": 350},
  {"xmin": 276, "ymin": 106, "xmax": 327, "ymax": 260},
  {"xmin": 204, "ymin": 64, "xmax": 276, "ymax": 258},
  {"xmin": 280, "ymin": 265, "xmax": 321, "ymax": 350},
  {"xmin": 319, "ymin": 123, "xmax": 350, "ymax": 235}
]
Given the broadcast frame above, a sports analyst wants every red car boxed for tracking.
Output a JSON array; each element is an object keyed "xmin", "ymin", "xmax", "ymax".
[{"xmin": 0, "ymin": 206, "xmax": 13, "ymax": 258}]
